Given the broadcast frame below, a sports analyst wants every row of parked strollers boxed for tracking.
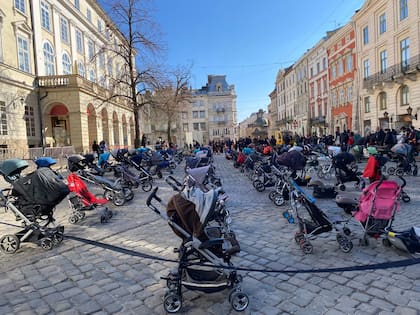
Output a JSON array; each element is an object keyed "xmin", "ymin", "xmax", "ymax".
[
  {"xmin": 0, "ymin": 146, "xmax": 250, "ymax": 313},
  {"xmin": 228, "ymin": 144, "xmax": 420, "ymax": 256}
]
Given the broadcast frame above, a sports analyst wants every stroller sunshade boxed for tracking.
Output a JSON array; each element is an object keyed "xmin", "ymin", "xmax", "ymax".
[
  {"xmin": 35, "ymin": 157, "xmax": 57, "ymax": 168},
  {"xmin": 0, "ymin": 159, "xmax": 29, "ymax": 177}
]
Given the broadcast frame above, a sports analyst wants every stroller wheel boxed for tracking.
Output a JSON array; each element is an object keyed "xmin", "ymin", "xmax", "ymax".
[
  {"xmin": 100, "ymin": 215, "xmax": 108, "ymax": 224},
  {"xmin": 387, "ymin": 167, "xmax": 396, "ymax": 175},
  {"xmin": 141, "ymin": 182, "xmax": 153, "ymax": 192},
  {"xmin": 106, "ymin": 209, "xmax": 113, "ymax": 219},
  {"xmin": 343, "ymin": 227, "xmax": 351, "ymax": 236},
  {"xmin": 268, "ymin": 191, "xmax": 278, "ymax": 201},
  {"xmin": 39, "ymin": 238, "xmax": 54, "ymax": 251},
  {"xmin": 323, "ymin": 172, "xmax": 332, "ymax": 180},
  {"xmin": 301, "ymin": 241, "xmax": 313, "ymax": 254},
  {"xmin": 337, "ymin": 234, "xmax": 353, "ymax": 253},
  {"xmin": 76, "ymin": 211, "xmax": 85, "ymax": 220},
  {"xmin": 113, "ymin": 193, "xmax": 126, "ymax": 206},
  {"xmin": 229, "ymin": 291, "xmax": 249, "ymax": 312},
  {"xmin": 412, "ymin": 166, "xmax": 418, "ymax": 176},
  {"xmin": 0, "ymin": 234, "xmax": 20, "ymax": 254},
  {"xmin": 382, "ymin": 238, "xmax": 392, "ymax": 247},
  {"xmin": 402, "ymin": 193, "xmax": 411, "ymax": 203},
  {"xmin": 68, "ymin": 215, "xmax": 79, "ymax": 224},
  {"xmin": 294, "ymin": 232, "xmax": 305, "ymax": 244},
  {"xmin": 359, "ymin": 237, "xmax": 369, "ymax": 247},
  {"xmin": 395, "ymin": 168, "xmax": 404, "ymax": 177},
  {"xmin": 273, "ymin": 195, "xmax": 285, "ymax": 206},
  {"xmin": 123, "ymin": 188, "xmax": 134, "ymax": 201},
  {"xmin": 104, "ymin": 190, "xmax": 114, "ymax": 201},
  {"xmin": 52, "ymin": 233, "xmax": 64, "ymax": 245},
  {"xmin": 253, "ymin": 180, "xmax": 265, "ymax": 192},
  {"xmin": 163, "ymin": 292, "xmax": 182, "ymax": 313},
  {"xmin": 339, "ymin": 184, "xmax": 346, "ymax": 191}
]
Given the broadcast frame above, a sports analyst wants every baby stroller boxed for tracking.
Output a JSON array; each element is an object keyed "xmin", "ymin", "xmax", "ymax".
[
  {"xmin": 275, "ymin": 150, "xmax": 310, "ymax": 186},
  {"xmin": 386, "ymin": 143, "xmax": 418, "ymax": 176},
  {"xmin": 252, "ymin": 161, "xmax": 276, "ymax": 192},
  {"xmin": 67, "ymin": 173, "xmax": 112, "ymax": 224},
  {"xmin": 354, "ymin": 179, "xmax": 401, "ymax": 246},
  {"xmin": 67, "ymin": 154, "xmax": 133, "ymax": 206},
  {"xmin": 332, "ymin": 152, "xmax": 364, "ymax": 191},
  {"xmin": 288, "ymin": 178, "xmax": 353, "ymax": 254},
  {"xmin": 384, "ymin": 227, "xmax": 420, "ymax": 253},
  {"xmin": 0, "ymin": 159, "xmax": 68, "ymax": 253},
  {"xmin": 146, "ymin": 187, "xmax": 248, "ymax": 313}
]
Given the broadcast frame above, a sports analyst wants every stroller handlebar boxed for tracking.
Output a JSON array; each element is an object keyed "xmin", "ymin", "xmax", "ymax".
[
  {"xmin": 165, "ymin": 176, "xmax": 183, "ymax": 191},
  {"xmin": 146, "ymin": 187, "xmax": 161, "ymax": 208}
]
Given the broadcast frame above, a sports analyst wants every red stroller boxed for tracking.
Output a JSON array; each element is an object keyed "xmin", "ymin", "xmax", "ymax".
[
  {"xmin": 354, "ymin": 179, "xmax": 401, "ymax": 246},
  {"xmin": 67, "ymin": 173, "xmax": 113, "ymax": 224}
]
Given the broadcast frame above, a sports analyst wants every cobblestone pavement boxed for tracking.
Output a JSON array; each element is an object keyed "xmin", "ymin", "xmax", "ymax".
[{"xmin": 0, "ymin": 155, "xmax": 419, "ymax": 314}]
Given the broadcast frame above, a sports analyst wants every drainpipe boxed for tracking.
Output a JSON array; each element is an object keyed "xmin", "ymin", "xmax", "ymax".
[{"xmin": 29, "ymin": 0, "xmax": 44, "ymax": 149}]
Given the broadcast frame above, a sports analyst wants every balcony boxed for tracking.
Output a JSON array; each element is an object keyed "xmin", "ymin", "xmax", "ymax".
[
  {"xmin": 363, "ymin": 54, "xmax": 420, "ymax": 90},
  {"xmin": 275, "ymin": 118, "xmax": 287, "ymax": 126},
  {"xmin": 215, "ymin": 107, "xmax": 225, "ymax": 113},
  {"xmin": 310, "ymin": 116, "xmax": 326, "ymax": 125}
]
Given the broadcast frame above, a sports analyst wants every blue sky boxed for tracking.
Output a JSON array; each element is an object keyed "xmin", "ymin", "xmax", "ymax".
[{"xmin": 150, "ymin": 0, "xmax": 365, "ymax": 122}]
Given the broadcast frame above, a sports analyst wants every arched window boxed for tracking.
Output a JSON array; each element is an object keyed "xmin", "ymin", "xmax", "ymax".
[
  {"xmin": 400, "ymin": 85, "xmax": 409, "ymax": 106},
  {"xmin": 78, "ymin": 61, "xmax": 85, "ymax": 77},
  {"xmin": 43, "ymin": 42, "xmax": 55, "ymax": 75},
  {"xmin": 62, "ymin": 53, "xmax": 71, "ymax": 74},
  {"xmin": 89, "ymin": 69, "xmax": 96, "ymax": 82},
  {"xmin": 379, "ymin": 92, "xmax": 387, "ymax": 110}
]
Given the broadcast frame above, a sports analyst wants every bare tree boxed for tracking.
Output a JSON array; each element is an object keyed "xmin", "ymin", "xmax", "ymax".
[
  {"xmin": 98, "ymin": 0, "xmax": 164, "ymax": 147},
  {"xmin": 149, "ymin": 65, "xmax": 192, "ymax": 144}
]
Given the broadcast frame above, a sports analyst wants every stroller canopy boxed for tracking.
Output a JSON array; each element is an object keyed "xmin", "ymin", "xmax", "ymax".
[
  {"xmin": 0, "ymin": 159, "xmax": 29, "ymax": 178},
  {"xmin": 187, "ymin": 165, "xmax": 211, "ymax": 186},
  {"xmin": 276, "ymin": 150, "xmax": 306, "ymax": 170},
  {"xmin": 391, "ymin": 143, "xmax": 412, "ymax": 156},
  {"xmin": 67, "ymin": 154, "xmax": 85, "ymax": 172},
  {"xmin": 34, "ymin": 157, "xmax": 57, "ymax": 168},
  {"xmin": 332, "ymin": 152, "xmax": 355, "ymax": 169}
]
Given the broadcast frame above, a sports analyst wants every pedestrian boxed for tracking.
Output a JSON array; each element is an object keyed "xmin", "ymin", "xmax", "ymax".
[
  {"xmin": 92, "ymin": 140, "xmax": 100, "ymax": 157},
  {"xmin": 141, "ymin": 134, "xmax": 147, "ymax": 147},
  {"xmin": 99, "ymin": 140, "xmax": 106, "ymax": 153}
]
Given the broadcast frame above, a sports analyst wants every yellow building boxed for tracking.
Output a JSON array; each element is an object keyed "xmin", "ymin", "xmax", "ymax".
[{"xmin": 0, "ymin": 0, "xmax": 134, "ymax": 156}]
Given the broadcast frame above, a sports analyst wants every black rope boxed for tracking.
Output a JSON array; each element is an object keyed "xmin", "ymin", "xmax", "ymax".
[{"xmin": 66, "ymin": 235, "xmax": 420, "ymax": 274}]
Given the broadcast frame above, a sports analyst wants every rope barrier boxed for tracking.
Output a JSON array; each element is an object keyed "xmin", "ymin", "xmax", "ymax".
[{"xmin": 66, "ymin": 234, "xmax": 420, "ymax": 274}]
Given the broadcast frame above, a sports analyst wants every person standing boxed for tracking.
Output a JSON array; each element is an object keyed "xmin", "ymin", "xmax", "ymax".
[{"xmin": 92, "ymin": 140, "xmax": 100, "ymax": 157}]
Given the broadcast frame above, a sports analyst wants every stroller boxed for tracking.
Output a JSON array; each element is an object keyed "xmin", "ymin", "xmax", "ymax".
[
  {"xmin": 67, "ymin": 154, "xmax": 133, "ymax": 206},
  {"xmin": 146, "ymin": 187, "xmax": 248, "ymax": 313},
  {"xmin": 252, "ymin": 161, "xmax": 276, "ymax": 192},
  {"xmin": 354, "ymin": 179, "xmax": 401, "ymax": 246},
  {"xmin": 0, "ymin": 159, "xmax": 68, "ymax": 253},
  {"xmin": 332, "ymin": 152, "xmax": 364, "ymax": 191},
  {"xmin": 288, "ymin": 178, "xmax": 353, "ymax": 254},
  {"xmin": 386, "ymin": 143, "xmax": 418, "ymax": 176},
  {"xmin": 275, "ymin": 150, "xmax": 310, "ymax": 186},
  {"xmin": 67, "ymin": 173, "xmax": 112, "ymax": 224}
]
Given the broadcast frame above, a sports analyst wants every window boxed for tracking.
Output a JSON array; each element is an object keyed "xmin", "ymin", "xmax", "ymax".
[
  {"xmin": 347, "ymin": 86, "xmax": 353, "ymax": 101},
  {"xmin": 183, "ymin": 123, "xmax": 188, "ymax": 132},
  {"xmin": 41, "ymin": 1, "xmax": 51, "ymax": 31},
  {"xmin": 401, "ymin": 85, "xmax": 409, "ymax": 106},
  {"xmin": 363, "ymin": 59, "xmax": 370, "ymax": 79},
  {"xmin": 380, "ymin": 50, "xmax": 387, "ymax": 74},
  {"xmin": 200, "ymin": 122, "xmax": 206, "ymax": 130},
  {"xmin": 346, "ymin": 55, "xmax": 353, "ymax": 72},
  {"xmin": 98, "ymin": 53, "xmax": 105, "ymax": 68},
  {"xmin": 400, "ymin": 37, "xmax": 410, "ymax": 71},
  {"xmin": 322, "ymin": 57, "xmax": 327, "ymax": 70},
  {"xmin": 363, "ymin": 26, "xmax": 369, "ymax": 45},
  {"xmin": 15, "ymin": 0, "xmax": 26, "ymax": 13},
  {"xmin": 316, "ymin": 62, "xmax": 320, "ymax": 74},
  {"xmin": 17, "ymin": 36, "xmax": 30, "ymax": 72},
  {"xmin": 60, "ymin": 17, "xmax": 69, "ymax": 43},
  {"xmin": 181, "ymin": 112, "xmax": 187, "ymax": 119},
  {"xmin": 89, "ymin": 69, "xmax": 96, "ymax": 82},
  {"xmin": 400, "ymin": 0, "xmax": 408, "ymax": 20},
  {"xmin": 62, "ymin": 53, "xmax": 71, "ymax": 74},
  {"xmin": 338, "ymin": 60, "xmax": 343, "ymax": 76},
  {"xmin": 76, "ymin": 29, "xmax": 83, "ymax": 53},
  {"xmin": 88, "ymin": 40, "xmax": 94, "ymax": 60},
  {"xmin": 74, "ymin": 0, "xmax": 80, "ymax": 10},
  {"xmin": 310, "ymin": 67, "xmax": 313, "ymax": 77},
  {"xmin": 193, "ymin": 123, "xmax": 199, "ymax": 131},
  {"xmin": 379, "ymin": 13, "xmax": 386, "ymax": 34},
  {"xmin": 25, "ymin": 106, "xmax": 35, "ymax": 137},
  {"xmin": 43, "ymin": 42, "xmax": 55, "ymax": 75},
  {"xmin": 78, "ymin": 61, "xmax": 85, "ymax": 77},
  {"xmin": 97, "ymin": 20, "xmax": 103, "ymax": 32},
  {"xmin": 364, "ymin": 96, "xmax": 370, "ymax": 113},
  {"xmin": 379, "ymin": 92, "xmax": 387, "ymax": 110},
  {"xmin": 331, "ymin": 65, "xmax": 336, "ymax": 79},
  {"xmin": 87, "ymin": 8, "xmax": 92, "ymax": 22},
  {"xmin": 192, "ymin": 111, "xmax": 198, "ymax": 119},
  {"xmin": 107, "ymin": 58, "xmax": 113, "ymax": 77},
  {"xmin": 199, "ymin": 110, "xmax": 205, "ymax": 118},
  {"xmin": 0, "ymin": 101, "xmax": 7, "ymax": 135}
]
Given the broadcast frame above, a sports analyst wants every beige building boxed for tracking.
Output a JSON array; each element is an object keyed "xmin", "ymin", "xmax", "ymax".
[
  {"xmin": 354, "ymin": 0, "xmax": 420, "ymax": 134},
  {"xmin": 0, "ymin": 0, "xmax": 134, "ymax": 155},
  {"xmin": 238, "ymin": 109, "xmax": 269, "ymax": 140}
]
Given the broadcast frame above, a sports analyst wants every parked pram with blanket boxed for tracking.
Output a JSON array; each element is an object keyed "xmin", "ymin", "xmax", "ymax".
[
  {"xmin": 146, "ymin": 187, "xmax": 248, "ymax": 313},
  {"xmin": 0, "ymin": 159, "xmax": 68, "ymax": 253},
  {"xmin": 332, "ymin": 152, "xmax": 364, "ymax": 191},
  {"xmin": 274, "ymin": 150, "xmax": 310, "ymax": 186}
]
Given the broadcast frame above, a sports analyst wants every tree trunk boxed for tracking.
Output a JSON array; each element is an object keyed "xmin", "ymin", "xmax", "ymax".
[{"xmin": 134, "ymin": 109, "xmax": 141, "ymax": 148}]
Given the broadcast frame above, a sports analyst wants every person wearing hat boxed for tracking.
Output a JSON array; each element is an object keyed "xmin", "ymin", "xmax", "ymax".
[{"xmin": 363, "ymin": 146, "xmax": 381, "ymax": 183}]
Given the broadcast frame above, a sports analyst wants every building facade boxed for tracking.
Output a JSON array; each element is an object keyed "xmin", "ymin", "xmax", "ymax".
[{"xmin": 0, "ymin": 0, "xmax": 134, "ymax": 155}]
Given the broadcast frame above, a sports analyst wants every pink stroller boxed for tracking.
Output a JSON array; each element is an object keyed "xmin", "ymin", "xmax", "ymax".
[{"xmin": 354, "ymin": 179, "xmax": 401, "ymax": 246}]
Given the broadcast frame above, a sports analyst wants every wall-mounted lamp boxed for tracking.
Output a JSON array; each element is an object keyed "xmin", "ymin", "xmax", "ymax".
[{"xmin": 407, "ymin": 106, "xmax": 418, "ymax": 120}]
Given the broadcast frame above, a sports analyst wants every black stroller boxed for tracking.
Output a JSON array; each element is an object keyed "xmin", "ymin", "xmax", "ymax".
[
  {"xmin": 332, "ymin": 152, "xmax": 364, "ymax": 191},
  {"xmin": 0, "ymin": 159, "xmax": 69, "ymax": 253},
  {"xmin": 147, "ymin": 187, "xmax": 248, "ymax": 313},
  {"xmin": 275, "ymin": 150, "xmax": 310, "ymax": 186},
  {"xmin": 288, "ymin": 178, "xmax": 353, "ymax": 254}
]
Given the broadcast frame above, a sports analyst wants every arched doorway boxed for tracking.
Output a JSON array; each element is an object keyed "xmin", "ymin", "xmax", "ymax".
[
  {"xmin": 113, "ymin": 111, "xmax": 120, "ymax": 147},
  {"xmin": 101, "ymin": 108, "xmax": 109, "ymax": 144},
  {"xmin": 122, "ymin": 114, "xmax": 128, "ymax": 146},
  {"xmin": 49, "ymin": 104, "xmax": 70, "ymax": 147},
  {"xmin": 87, "ymin": 104, "xmax": 98, "ymax": 148}
]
